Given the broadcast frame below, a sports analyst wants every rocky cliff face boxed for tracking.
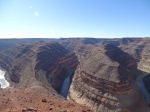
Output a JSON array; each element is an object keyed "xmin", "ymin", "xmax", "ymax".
[
  {"xmin": 0, "ymin": 41, "xmax": 91, "ymax": 111},
  {"xmin": 68, "ymin": 44, "xmax": 147, "ymax": 112},
  {"xmin": 119, "ymin": 38, "xmax": 150, "ymax": 73},
  {"xmin": 0, "ymin": 42, "xmax": 78, "ymax": 95},
  {"xmin": 46, "ymin": 53, "xmax": 79, "ymax": 92},
  {"xmin": 0, "ymin": 38, "xmax": 149, "ymax": 112},
  {"xmin": 136, "ymin": 39, "xmax": 150, "ymax": 73}
]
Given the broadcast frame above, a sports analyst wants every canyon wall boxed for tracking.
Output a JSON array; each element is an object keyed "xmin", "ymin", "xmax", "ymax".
[
  {"xmin": 0, "ymin": 42, "xmax": 78, "ymax": 95},
  {"xmin": 0, "ymin": 38, "xmax": 149, "ymax": 112},
  {"xmin": 119, "ymin": 38, "xmax": 150, "ymax": 73},
  {"xmin": 68, "ymin": 44, "xmax": 147, "ymax": 112}
]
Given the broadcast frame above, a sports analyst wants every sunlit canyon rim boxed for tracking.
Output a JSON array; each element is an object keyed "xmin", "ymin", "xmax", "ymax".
[{"xmin": 0, "ymin": 38, "xmax": 150, "ymax": 112}]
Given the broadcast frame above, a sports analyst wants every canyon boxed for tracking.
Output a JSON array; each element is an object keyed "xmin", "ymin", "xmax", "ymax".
[{"xmin": 0, "ymin": 38, "xmax": 150, "ymax": 112}]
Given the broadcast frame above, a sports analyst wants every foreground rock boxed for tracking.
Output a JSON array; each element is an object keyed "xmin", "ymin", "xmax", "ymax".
[{"xmin": 0, "ymin": 88, "xmax": 90, "ymax": 112}]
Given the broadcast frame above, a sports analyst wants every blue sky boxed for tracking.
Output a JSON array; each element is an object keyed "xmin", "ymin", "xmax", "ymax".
[{"xmin": 0, "ymin": 0, "xmax": 150, "ymax": 38}]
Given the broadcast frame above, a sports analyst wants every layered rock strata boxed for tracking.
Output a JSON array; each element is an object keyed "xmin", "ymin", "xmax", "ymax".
[
  {"xmin": 0, "ymin": 42, "xmax": 78, "ymax": 95},
  {"xmin": 137, "ymin": 39, "xmax": 150, "ymax": 73},
  {"xmin": 68, "ymin": 44, "xmax": 147, "ymax": 112},
  {"xmin": 119, "ymin": 38, "xmax": 150, "ymax": 73},
  {"xmin": 46, "ymin": 53, "xmax": 79, "ymax": 92},
  {"xmin": 0, "ymin": 38, "xmax": 149, "ymax": 112}
]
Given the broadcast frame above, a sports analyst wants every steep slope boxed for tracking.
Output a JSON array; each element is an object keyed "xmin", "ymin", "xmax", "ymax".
[
  {"xmin": 0, "ymin": 42, "xmax": 78, "ymax": 95},
  {"xmin": 0, "ymin": 41, "xmax": 91, "ymax": 111},
  {"xmin": 46, "ymin": 53, "xmax": 79, "ymax": 93},
  {"xmin": 119, "ymin": 38, "xmax": 150, "ymax": 73},
  {"xmin": 134, "ymin": 38, "xmax": 150, "ymax": 73},
  {"xmin": 68, "ymin": 44, "xmax": 147, "ymax": 112},
  {"xmin": 0, "ymin": 38, "xmax": 149, "ymax": 112}
]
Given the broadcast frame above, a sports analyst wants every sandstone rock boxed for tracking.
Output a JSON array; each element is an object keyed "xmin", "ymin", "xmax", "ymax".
[
  {"xmin": 0, "ymin": 38, "xmax": 149, "ymax": 112},
  {"xmin": 68, "ymin": 44, "xmax": 147, "ymax": 112}
]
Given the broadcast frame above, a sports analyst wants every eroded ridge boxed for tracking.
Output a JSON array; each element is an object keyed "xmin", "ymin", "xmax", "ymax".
[{"xmin": 81, "ymin": 71, "xmax": 132, "ymax": 95}]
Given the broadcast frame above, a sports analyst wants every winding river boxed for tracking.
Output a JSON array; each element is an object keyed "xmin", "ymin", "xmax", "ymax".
[
  {"xmin": 60, "ymin": 70, "xmax": 75, "ymax": 98},
  {"xmin": 0, "ymin": 69, "xmax": 9, "ymax": 89},
  {"xmin": 60, "ymin": 75, "xmax": 71, "ymax": 98},
  {"xmin": 136, "ymin": 75, "xmax": 150, "ymax": 104}
]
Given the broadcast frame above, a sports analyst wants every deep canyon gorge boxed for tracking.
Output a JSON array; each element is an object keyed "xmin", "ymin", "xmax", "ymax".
[{"xmin": 0, "ymin": 38, "xmax": 150, "ymax": 112}]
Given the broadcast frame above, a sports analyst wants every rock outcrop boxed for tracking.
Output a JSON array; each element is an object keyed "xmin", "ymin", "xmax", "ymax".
[
  {"xmin": 0, "ymin": 42, "xmax": 78, "ymax": 94},
  {"xmin": 136, "ymin": 39, "xmax": 150, "ymax": 73},
  {"xmin": 119, "ymin": 38, "xmax": 150, "ymax": 73},
  {"xmin": 46, "ymin": 53, "xmax": 79, "ymax": 92},
  {"xmin": 0, "ymin": 38, "xmax": 149, "ymax": 112},
  {"xmin": 68, "ymin": 44, "xmax": 147, "ymax": 112}
]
